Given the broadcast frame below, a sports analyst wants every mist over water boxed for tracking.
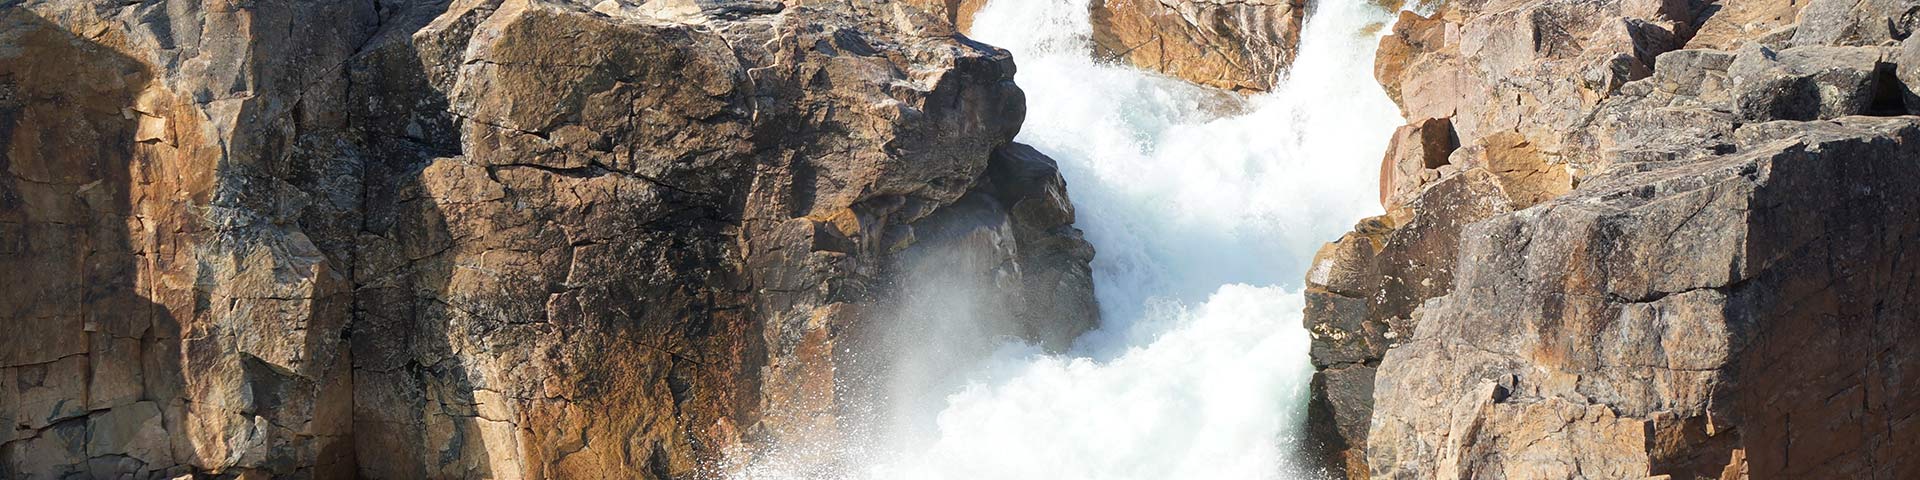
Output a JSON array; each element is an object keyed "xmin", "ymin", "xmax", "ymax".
[{"xmin": 738, "ymin": 0, "xmax": 1403, "ymax": 477}]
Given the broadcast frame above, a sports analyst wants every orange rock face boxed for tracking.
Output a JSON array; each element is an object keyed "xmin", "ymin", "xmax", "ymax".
[
  {"xmin": 1376, "ymin": 117, "xmax": 1458, "ymax": 216},
  {"xmin": 1090, "ymin": 0, "xmax": 1307, "ymax": 91},
  {"xmin": 1, "ymin": 0, "xmax": 1095, "ymax": 478},
  {"xmin": 899, "ymin": 0, "xmax": 993, "ymax": 33},
  {"xmin": 5, "ymin": 3, "xmax": 367, "ymax": 477}
]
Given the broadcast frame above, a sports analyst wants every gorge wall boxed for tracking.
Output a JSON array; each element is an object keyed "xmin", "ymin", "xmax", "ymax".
[
  {"xmin": 1306, "ymin": 0, "xmax": 1920, "ymax": 478},
  {"xmin": 0, "ymin": 0, "xmax": 1096, "ymax": 478}
]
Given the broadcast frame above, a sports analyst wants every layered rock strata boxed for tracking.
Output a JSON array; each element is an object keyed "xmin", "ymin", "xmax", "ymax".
[
  {"xmin": 1307, "ymin": 0, "xmax": 1920, "ymax": 478},
  {"xmin": 0, "ymin": 0, "xmax": 1094, "ymax": 478}
]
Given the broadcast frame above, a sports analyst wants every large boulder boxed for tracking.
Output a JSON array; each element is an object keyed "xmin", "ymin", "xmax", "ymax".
[
  {"xmin": 354, "ymin": 1, "xmax": 1092, "ymax": 477},
  {"xmin": 898, "ymin": 0, "xmax": 993, "ymax": 33},
  {"xmin": 1090, "ymin": 0, "xmax": 1308, "ymax": 91}
]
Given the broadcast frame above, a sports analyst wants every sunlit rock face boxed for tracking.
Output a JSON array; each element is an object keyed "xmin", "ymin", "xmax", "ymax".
[
  {"xmin": 893, "ymin": 0, "xmax": 994, "ymax": 33},
  {"xmin": 1306, "ymin": 0, "xmax": 1920, "ymax": 477},
  {"xmin": 0, "ymin": 0, "xmax": 1094, "ymax": 477},
  {"xmin": 1089, "ymin": 0, "xmax": 1308, "ymax": 92}
]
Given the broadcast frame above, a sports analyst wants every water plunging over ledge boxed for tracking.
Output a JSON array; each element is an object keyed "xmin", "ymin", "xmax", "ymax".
[{"xmin": 741, "ymin": 0, "xmax": 1402, "ymax": 477}]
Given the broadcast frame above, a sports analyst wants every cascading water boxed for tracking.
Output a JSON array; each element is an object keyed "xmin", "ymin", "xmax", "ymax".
[{"xmin": 741, "ymin": 0, "xmax": 1403, "ymax": 477}]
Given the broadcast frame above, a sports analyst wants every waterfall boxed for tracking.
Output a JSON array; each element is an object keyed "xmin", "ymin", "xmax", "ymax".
[{"xmin": 738, "ymin": 0, "xmax": 1403, "ymax": 477}]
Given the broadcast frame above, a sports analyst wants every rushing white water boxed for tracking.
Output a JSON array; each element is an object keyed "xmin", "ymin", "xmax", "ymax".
[{"xmin": 739, "ymin": 0, "xmax": 1403, "ymax": 478}]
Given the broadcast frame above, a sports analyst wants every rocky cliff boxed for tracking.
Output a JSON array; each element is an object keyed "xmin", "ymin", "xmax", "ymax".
[
  {"xmin": 0, "ymin": 0, "xmax": 1095, "ymax": 478},
  {"xmin": 1307, "ymin": 0, "xmax": 1920, "ymax": 478}
]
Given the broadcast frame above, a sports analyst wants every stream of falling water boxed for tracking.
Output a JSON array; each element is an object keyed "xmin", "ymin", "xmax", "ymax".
[{"xmin": 741, "ymin": 0, "xmax": 1403, "ymax": 478}]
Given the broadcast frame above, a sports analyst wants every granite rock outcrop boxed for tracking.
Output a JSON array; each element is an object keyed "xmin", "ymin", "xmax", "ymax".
[
  {"xmin": 0, "ymin": 0, "xmax": 1095, "ymax": 478},
  {"xmin": 898, "ymin": 0, "xmax": 991, "ymax": 33},
  {"xmin": 1307, "ymin": 0, "xmax": 1920, "ymax": 477},
  {"xmin": 1090, "ymin": 0, "xmax": 1308, "ymax": 91}
]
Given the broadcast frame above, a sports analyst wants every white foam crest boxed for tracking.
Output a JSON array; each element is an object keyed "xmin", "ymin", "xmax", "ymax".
[
  {"xmin": 868, "ymin": 285, "xmax": 1315, "ymax": 480},
  {"xmin": 964, "ymin": 0, "xmax": 1403, "ymax": 351}
]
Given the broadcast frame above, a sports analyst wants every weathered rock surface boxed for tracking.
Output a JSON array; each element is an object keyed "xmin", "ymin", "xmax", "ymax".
[
  {"xmin": 1369, "ymin": 114, "xmax": 1920, "ymax": 480},
  {"xmin": 1788, "ymin": 0, "xmax": 1920, "ymax": 47},
  {"xmin": 929, "ymin": 143, "xmax": 1100, "ymax": 350},
  {"xmin": 898, "ymin": 0, "xmax": 992, "ymax": 33},
  {"xmin": 1, "ymin": 0, "xmax": 1094, "ymax": 478},
  {"xmin": 1684, "ymin": 0, "xmax": 1803, "ymax": 50},
  {"xmin": 1090, "ymin": 0, "xmax": 1307, "ymax": 91},
  {"xmin": 4, "ymin": 1, "xmax": 374, "ymax": 476},
  {"xmin": 1308, "ymin": 0, "xmax": 1920, "ymax": 478},
  {"xmin": 1372, "ymin": 0, "xmax": 1694, "ymax": 155},
  {"xmin": 1305, "ymin": 161, "xmax": 1522, "ymax": 476},
  {"xmin": 1376, "ymin": 117, "xmax": 1458, "ymax": 212}
]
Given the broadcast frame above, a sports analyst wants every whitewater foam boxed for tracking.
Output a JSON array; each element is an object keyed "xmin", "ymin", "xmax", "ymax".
[{"xmin": 736, "ymin": 0, "xmax": 1404, "ymax": 478}]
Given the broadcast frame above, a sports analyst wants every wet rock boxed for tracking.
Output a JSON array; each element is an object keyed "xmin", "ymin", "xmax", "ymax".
[{"xmin": 978, "ymin": 144, "xmax": 1100, "ymax": 348}]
